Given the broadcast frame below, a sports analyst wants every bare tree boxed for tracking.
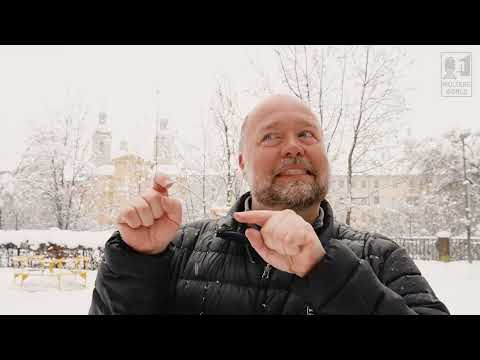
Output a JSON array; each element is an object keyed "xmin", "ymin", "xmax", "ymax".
[
  {"xmin": 273, "ymin": 46, "xmax": 348, "ymax": 161},
  {"xmin": 0, "ymin": 172, "xmax": 12, "ymax": 229},
  {"xmin": 0, "ymin": 171, "xmax": 25, "ymax": 230},
  {"xmin": 173, "ymin": 140, "xmax": 216, "ymax": 222},
  {"xmin": 210, "ymin": 77, "xmax": 243, "ymax": 207},
  {"xmin": 406, "ymin": 130, "xmax": 480, "ymax": 242},
  {"xmin": 15, "ymin": 103, "xmax": 95, "ymax": 230},
  {"xmin": 344, "ymin": 46, "xmax": 409, "ymax": 224},
  {"xmin": 155, "ymin": 127, "xmax": 223, "ymax": 223},
  {"xmin": 269, "ymin": 46, "xmax": 411, "ymax": 225}
]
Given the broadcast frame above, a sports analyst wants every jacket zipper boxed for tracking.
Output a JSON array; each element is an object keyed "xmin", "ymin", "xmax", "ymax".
[
  {"xmin": 216, "ymin": 227, "xmax": 273, "ymax": 312},
  {"xmin": 261, "ymin": 264, "xmax": 272, "ymax": 280},
  {"xmin": 305, "ymin": 304, "xmax": 315, "ymax": 315},
  {"xmin": 259, "ymin": 263, "xmax": 273, "ymax": 313}
]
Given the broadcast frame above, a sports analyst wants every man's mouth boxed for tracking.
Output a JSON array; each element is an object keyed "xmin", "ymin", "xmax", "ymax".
[{"xmin": 276, "ymin": 169, "xmax": 314, "ymax": 176}]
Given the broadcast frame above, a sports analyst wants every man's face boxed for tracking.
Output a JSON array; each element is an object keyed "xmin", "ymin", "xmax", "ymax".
[{"xmin": 239, "ymin": 99, "xmax": 330, "ymax": 211}]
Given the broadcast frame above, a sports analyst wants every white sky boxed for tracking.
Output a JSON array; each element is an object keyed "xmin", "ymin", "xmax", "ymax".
[{"xmin": 1, "ymin": 44, "xmax": 479, "ymax": 172}]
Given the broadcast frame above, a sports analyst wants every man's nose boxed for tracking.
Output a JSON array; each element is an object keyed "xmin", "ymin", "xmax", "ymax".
[{"xmin": 280, "ymin": 137, "xmax": 305, "ymax": 158}]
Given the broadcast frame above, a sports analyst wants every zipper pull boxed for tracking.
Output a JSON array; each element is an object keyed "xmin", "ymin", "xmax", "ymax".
[
  {"xmin": 306, "ymin": 304, "xmax": 315, "ymax": 315},
  {"xmin": 261, "ymin": 264, "xmax": 272, "ymax": 280}
]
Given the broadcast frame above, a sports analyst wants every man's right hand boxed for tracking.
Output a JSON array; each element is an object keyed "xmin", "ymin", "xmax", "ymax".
[{"xmin": 116, "ymin": 174, "xmax": 182, "ymax": 255}]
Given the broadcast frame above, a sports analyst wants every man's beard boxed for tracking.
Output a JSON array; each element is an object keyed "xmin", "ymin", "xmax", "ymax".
[{"xmin": 250, "ymin": 158, "xmax": 329, "ymax": 211}]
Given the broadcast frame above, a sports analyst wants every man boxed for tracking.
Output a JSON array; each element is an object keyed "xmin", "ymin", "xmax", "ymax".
[{"xmin": 89, "ymin": 94, "xmax": 449, "ymax": 315}]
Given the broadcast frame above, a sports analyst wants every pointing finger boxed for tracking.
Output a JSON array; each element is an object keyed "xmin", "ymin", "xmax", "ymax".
[{"xmin": 233, "ymin": 210, "xmax": 277, "ymax": 226}]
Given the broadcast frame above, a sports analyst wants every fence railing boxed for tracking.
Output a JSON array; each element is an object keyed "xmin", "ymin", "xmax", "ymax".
[
  {"xmin": 394, "ymin": 237, "xmax": 480, "ymax": 261},
  {"xmin": 0, "ymin": 245, "xmax": 105, "ymax": 270},
  {"xmin": 1, "ymin": 236, "xmax": 479, "ymax": 270}
]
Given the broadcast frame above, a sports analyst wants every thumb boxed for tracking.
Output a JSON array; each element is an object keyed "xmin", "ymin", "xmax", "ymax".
[
  {"xmin": 245, "ymin": 228, "xmax": 275, "ymax": 264},
  {"xmin": 160, "ymin": 196, "xmax": 182, "ymax": 226},
  {"xmin": 245, "ymin": 228, "xmax": 264, "ymax": 250},
  {"xmin": 153, "ymin": 174, "xmax": 175, "ymax": 195}
]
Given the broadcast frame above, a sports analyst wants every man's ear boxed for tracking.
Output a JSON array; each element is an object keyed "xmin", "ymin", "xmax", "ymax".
[{"xmin": 238, "ymin": 152, "xmax": 245, "ymax": 171}]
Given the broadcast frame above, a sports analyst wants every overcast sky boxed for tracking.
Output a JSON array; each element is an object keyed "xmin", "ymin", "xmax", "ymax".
[{"xmin": 1, "ymin": 44, "xmax": 479, "ymax": 172}]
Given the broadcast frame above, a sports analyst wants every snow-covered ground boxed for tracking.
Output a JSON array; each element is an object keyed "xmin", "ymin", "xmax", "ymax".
[
  {"xmin": 0, "ymin": 268, "xmax": 97, "ymax": 315},
  {"xmin": 416, "ymin": 260, "xmax": 480, "ymax": 315},
  {"xmin": 0, "ymin": 260, "xmax": 478, "ymax": 315}
]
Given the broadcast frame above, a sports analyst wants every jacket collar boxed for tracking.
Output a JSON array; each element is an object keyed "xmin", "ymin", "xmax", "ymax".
[{"xmin": 216, "ymin": 191, "xmax": 336, "ymax": 249}]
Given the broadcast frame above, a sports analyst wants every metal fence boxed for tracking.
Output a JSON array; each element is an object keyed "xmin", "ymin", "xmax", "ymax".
[
  {"xmin": 0, "ymin": 245, "xmax": 105, "ymax": 270},
  {"xmin": 394, "ymin": 237, "xmax": 480, "ymax": 261},
  {"xmin": 1, "ymin": 236, "xmax": 479, "ymax": 270}
]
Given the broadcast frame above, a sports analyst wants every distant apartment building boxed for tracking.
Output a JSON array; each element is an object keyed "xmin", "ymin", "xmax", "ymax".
[
  {"xmin": 328, "ymin": 174, "xmax": 426, "ymax": 208},
  {"xmin": 327, "ymin": 174, "xmax": 428, "ymax": 230}
]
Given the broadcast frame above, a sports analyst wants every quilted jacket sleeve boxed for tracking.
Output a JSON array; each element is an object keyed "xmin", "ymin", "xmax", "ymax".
[
  {"xmin": 292, "ymin": 235, "xmax": 450, "ymax": 315},
  {"xmin": 88, "ymin": 230, "xmax": 176, "ymax": 315}
]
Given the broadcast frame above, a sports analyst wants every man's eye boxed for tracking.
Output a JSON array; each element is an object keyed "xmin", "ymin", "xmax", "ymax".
[
  {"xmin": 262, "ymin": 134, "xmax": 275, "ymax": 142},
  {"xmin": 299, "ymin": 131, "xmax": 314, "ymax": 138}
]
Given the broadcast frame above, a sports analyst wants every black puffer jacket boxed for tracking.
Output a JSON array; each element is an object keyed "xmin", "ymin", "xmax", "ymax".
[{"xmin": 89, "ymin": 192, "xmax": 449, "ymax": 315}]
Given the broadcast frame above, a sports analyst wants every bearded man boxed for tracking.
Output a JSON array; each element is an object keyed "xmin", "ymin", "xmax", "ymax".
[{"xmin": 89, "ymin": 94, "xmax": 449, "ymax": 315}]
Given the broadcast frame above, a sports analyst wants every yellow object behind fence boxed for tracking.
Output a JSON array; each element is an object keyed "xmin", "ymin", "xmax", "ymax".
[
  {"xmin": 12, "ymin": 255, "xmax": 88, "ymax": 289},
  {"xmin": 13, "ymin": 271, "xmax": 29, "ymax": 287}
]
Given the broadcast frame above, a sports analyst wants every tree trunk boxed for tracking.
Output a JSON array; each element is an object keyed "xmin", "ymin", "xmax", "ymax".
[
  {"xmin": 345, "ymin": 47, "xmax": 369, "ymax": 226},
  {"xmin": 346, "ymin": 128, "xmax": 358, "ymax": 226},
  {"xmin": 202, "ymin": 153, "xmax": 207, "ymax": 218},
  {"xmin": 461, "ymin": 136, "xmax": 473, "ymax": 263},
  {"xmin": 346, "ymin": 165, "xmax": 353, "ymax": 225},
  {"xmin": 224, "ymin": 123, "xmax": 234, "ymax": 207}
]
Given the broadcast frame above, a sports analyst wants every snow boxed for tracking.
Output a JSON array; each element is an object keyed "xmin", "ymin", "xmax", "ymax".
[
  {"xmin": 0, "ymin": 268, "xmax": 97, "ymax": 315},
  {"xmin": 0, "ymin": 260, "xmax": 479, "ymax": 315},
  {"xmin": 0, "ymin": 171, "xmax": 12, "ymax": 185},
  {"xmin": 436, "ymin": 231, "xmax": 451, "ymax": 238},
  {"xmin": 0, "ymin": 230, "xmax": 112, "ymax": 249},
  {"xmin": 416, "ymin": 260, "xmax": 480, "ymax": 315}
]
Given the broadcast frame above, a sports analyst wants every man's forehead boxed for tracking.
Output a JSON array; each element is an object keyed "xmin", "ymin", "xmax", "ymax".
[
  {"xmin": 254, "ymin": 111, "xmax": 318, "ymax": 131},
  {"xmin": 245, "ymin": 95, "xmax": 317, "ymax": 128},
  {"xmin": 249, "ymin": 96, "xmax": 313, "ymax": 118}
]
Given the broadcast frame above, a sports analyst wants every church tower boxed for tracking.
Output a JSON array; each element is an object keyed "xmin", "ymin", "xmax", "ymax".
[
  {"xmin": 153, "ymin": 117, "xmax": 174, "ymax": 168},
  {"xmin": 92, "ymin": 112, "xmax": 112, "ymax": 166},
  {"xmin": 152, "ymin": 90, "xmax": 176, "ymax": 174}
]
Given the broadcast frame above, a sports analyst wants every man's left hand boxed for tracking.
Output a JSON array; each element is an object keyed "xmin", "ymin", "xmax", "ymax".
[{"xmin": 233, "ymin": 210, "xmax": 326, "ymax": 277}]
